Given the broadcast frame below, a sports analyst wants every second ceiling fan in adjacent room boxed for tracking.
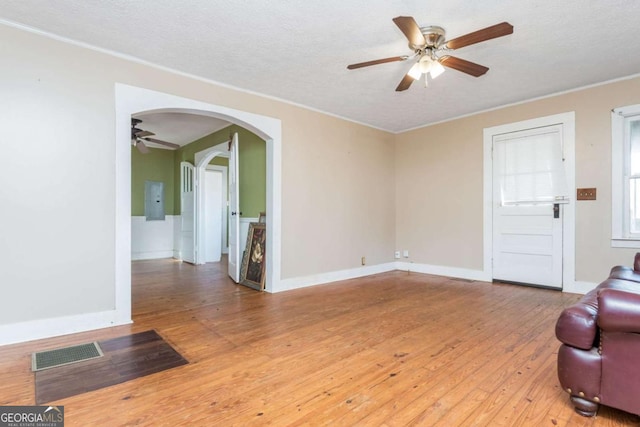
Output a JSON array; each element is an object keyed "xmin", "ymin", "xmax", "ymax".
[{"xmin": 131, "ymin": 118, "xmax": 180, "ymax": 153}]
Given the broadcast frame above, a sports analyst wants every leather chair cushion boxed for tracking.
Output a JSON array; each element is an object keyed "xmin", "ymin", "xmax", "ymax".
[
  {"xmin": 601, "ymin": 332, "xmax": 640, "ymax": 415},
  {"xmin": 598, "ymin": 288, "xmax": 640, "ymax": 332}
]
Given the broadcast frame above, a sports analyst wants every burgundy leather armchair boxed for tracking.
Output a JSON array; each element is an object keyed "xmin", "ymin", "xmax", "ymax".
[{"xmin": 555, "ymin": 254, "xmax": 640, "ymax": 417}]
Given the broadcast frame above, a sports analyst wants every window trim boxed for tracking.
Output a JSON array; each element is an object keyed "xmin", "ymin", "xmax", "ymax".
[{"xmin": 611, "ymin": 104, "xmax": 640, "ymax": 247}]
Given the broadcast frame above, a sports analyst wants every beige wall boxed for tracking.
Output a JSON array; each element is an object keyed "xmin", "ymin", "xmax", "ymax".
[
  {"xmin": 3, "ymin": 17, "xmax": 638, "ymax": 334},
  {"xmin": 395, "ymin": 76, "xmax": 640, "ymax": 283},
  {"xmin": 0, "ymin": 23, "xmax": 395, "ymax": 326},
  {"xmin": 281, "ymin": 113, "xmax": 395, "ymax": 277}
]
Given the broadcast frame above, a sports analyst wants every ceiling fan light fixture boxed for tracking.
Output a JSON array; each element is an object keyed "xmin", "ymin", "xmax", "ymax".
[
  {"xmin": 418, "ymin": 56, "xmax": 432, "ymax": 74},
  {"xmin": 408, "ymin": 62, "xmax": 422, "ymax": 80},
  {"xmin": 429, "ymin": 60, "xmax": 445, "ymax": 79}
]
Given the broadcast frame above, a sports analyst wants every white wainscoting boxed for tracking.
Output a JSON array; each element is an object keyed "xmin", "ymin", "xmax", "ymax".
[
  {"xmin": 173, "ymin": 215, "xmax": 182, "ymax": 259},
  {"xmin": 240, "ymin": 217, "xmax": 259, "ymax": 256},
  {"xmin": 132, "ymin": 215, "xmax": 255, "ymax": 261},
  {"xmin": 131, "ymin": 215, "xmax": 178, "ymax": 260}
]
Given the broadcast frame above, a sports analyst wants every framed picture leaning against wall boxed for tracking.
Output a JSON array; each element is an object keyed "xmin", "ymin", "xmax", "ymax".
[{"xmin": 240, "ymin": 222, "xmax": 266, "ymax": 290}]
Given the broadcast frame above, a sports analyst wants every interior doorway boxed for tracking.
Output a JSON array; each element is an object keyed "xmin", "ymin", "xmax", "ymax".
[
  {"xmin": 193, "ymin": 141, "xmax": 233, "ymax": 269},
  {"xmin": 204, "ymin": 166, "xmax": 228, "ymax": 262},
  {"xmin": 115, "ymin": 84, "xmax": 282, "ymax": 327},
  {"xmin": 203, "ymin": 168, "xmax": 223, "ymax": 262}
]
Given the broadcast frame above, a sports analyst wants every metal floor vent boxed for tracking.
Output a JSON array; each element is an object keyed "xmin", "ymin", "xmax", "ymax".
[{"xmin": 32, "ymin": 342, "xmax": 103, "ymax": 372}]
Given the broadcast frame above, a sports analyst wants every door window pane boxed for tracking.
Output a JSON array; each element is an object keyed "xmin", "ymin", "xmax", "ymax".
[{"xmin": 494, "ymin": 127, "xmax": 567, "ymax": 205}]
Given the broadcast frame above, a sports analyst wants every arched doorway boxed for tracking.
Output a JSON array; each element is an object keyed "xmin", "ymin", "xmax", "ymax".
[{"xmin": 114, "ymin": 84, "xmax": 282, "ymax": 326}]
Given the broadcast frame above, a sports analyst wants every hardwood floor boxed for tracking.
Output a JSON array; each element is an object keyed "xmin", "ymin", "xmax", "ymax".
[
  {"xmin": 35, "ymin": 330, "xmax": 188, "ymax": 404},
  {"xmin": 0, "ymin": 259, "xmax": 639, "ymax": 426}
]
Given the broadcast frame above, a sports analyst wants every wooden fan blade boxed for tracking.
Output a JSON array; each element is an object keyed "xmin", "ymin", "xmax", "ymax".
[
  {"xmin": 395, "ymin": 73, "xmax": 415, "ymax": 92},
  {"xmin": 347, "ymin": 56, "xmax": 409, "ymax": 70},
  {"xmin": 439, "ymin": 55, "xmax": 489, "ymax": 77},
  {"xmin": 133, "ymin": 130, "xmax": 154, "ymax": 138},
  {"xmin": 136, "ymin": 139, "xmax": 150, "ymax": 154},
  {"xmin": 142, "ymin": 137, "xmax": 180, "ymax": 149},
  {"xmin": 392, "ymin": 16, "xmax": 426, "ymax": 47},
  {"xmin": 445, "ymin": 22, "xmax": 513, "ymax": 50}
]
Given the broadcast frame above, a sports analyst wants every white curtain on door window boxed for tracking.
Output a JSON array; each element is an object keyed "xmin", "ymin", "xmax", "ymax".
[{"xmin": 494, "ymin": 127, "xmax": 569, "ymax": 205}]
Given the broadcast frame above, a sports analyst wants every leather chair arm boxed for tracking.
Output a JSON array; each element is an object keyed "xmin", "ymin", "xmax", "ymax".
[
  {"xmin": 598, "ymin": 288, "xmax": 640, "ymax": 332},
  {"xmin": 556, "ymin": 304, "xmax": 598, "ymax": 350}
]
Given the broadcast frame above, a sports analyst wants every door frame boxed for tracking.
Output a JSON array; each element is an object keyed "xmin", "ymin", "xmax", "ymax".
[
  {"xmin": 483, "ymin": 112, "xmax": 576, "ymax": 289},
  {"xmin": 194, "ymin": 143, "xmax": 231, "ymax": 265},
  {"xmin": 180, "ymin": 161, "xmax": 196, "ymax": 264},
  {"xmin": 115, "ymin": 84, "xmax": 282, "ymax": 325},
  {"xmin": 195, "ymin": 141, "xmax": 230, "ymax": 258},
  {"xmin": 206, "ymin": 165, "xmax": 228, "ymax": 255},
  {"xmin": 201, "ymin": 167, "xmax": 226, "ymax": 262}
]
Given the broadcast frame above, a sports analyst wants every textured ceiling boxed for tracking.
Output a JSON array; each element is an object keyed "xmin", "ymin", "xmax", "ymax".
[
  {"xmin": 133, "ymin": 112, "xmax": 230, "ymax": 149},
  {"xmin": 2, "ymin": 0, "xmax": 640, "ymax": 133}
]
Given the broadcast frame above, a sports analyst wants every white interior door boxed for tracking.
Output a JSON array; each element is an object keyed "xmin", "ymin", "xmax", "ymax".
[
  {"xmin": 492, "ymin": 125, "xmax": 567, "ymax": 288},
  {"xmin": 180, "ymin": 161, "xmax": 196, "ymax": 264},
  {"xmin": 228, "ymin": 133, "xmax": 241, "ymax": 282},
  {"xmin": 204, "ymin": 170, "xmax": 223, "ymax": 262}
]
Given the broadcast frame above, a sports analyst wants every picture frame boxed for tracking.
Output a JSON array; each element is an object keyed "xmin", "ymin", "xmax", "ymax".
[
  {"xmin": 240, "ymin": 222, "xmax": 266, "ymax": 290},
  {"xmin": 258, "ymin": 211, "xmax": 266, "ymax": 223}
]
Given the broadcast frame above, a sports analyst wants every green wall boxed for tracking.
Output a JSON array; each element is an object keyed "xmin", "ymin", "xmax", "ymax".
[
  {"xmin": 174, "ymin": 124, "xmax": 266, "ymax": 217},
  {"xmin": 131, "ymin": 146, "xmax": 176, "ymax": 216},
  {"xmin": 131, "ymin": 124, "xmax": 266, "ymax": 218}
]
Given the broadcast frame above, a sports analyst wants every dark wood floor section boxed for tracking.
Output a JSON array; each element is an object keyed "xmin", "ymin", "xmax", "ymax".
[
  {"xmin": 35, "ymin": 330, "xmax": 187, "ymax": 404},
  {"xmin": 1, "ymin": 258, "xmax": 639, "ymax": 425}
]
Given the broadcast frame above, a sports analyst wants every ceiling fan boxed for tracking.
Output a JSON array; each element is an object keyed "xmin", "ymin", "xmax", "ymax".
[
  {"xmin": 131, "ymin": 118, "xmax": 180, "ymax": 153},
  {"xmin": 347, "ymin": 16, "xmax": 513, "ymax": 91}
]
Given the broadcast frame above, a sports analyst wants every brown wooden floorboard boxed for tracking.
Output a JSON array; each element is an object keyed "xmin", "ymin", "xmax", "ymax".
[
  {"xmin": 0, "ymin": 258, "xmax": 639, "ymax": 425},
  {"xmin": 34, "ymin": 330, "xmax": 187, "ymax": 404}
]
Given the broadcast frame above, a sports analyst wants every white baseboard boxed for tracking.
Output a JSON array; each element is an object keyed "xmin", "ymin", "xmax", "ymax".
[
  {"xmin": 277, "ymin": 260, "xmax": 596, "ymax": 295},
  {"xmin": 0, "ymin": 310, "xmax": 132, "ymax": 346},
  {"xmin": 276, "ymin": 262, "xmax": 397, "ymax": 292},
  {"xmin": 395, "ymin": 261, "xmax": 491, "ymax": 282},
  {"xmin": 132, "ymin": 250, "xmax": 175, "ymax": 261},
  {"xmin": 563, "ymin": 280, "xmax": 598, "ymax": 295}
]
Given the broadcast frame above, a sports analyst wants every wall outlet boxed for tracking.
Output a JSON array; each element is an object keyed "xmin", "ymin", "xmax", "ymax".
[
  {"xmin": 577, "ymin": 187, "xmax": 596, "ymax": 200},
  {"xmin": 394, "ymin": 251, "xmax": 401, "ymax": 259},
  {"xmin": 361, "ymin": 256, "xmax": 366, "ymax": 265},
  {"xmin": 403, "ymin": 250, "xmax": 409, "ymax": 258}
]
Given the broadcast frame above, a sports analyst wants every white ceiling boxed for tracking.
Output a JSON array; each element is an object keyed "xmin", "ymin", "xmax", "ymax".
[
  {"xmin": 133, "ymin": 112, "xmax": 230, "ymax": 149},
  {"xmin": 3, "ymin": 0, "xmax": 640, "ymax": 133}
]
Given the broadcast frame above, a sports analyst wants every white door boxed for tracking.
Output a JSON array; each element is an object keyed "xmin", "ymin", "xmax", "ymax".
[
  {"xmin": 204, "ymin": 170, "xmax": 223, "ymax": 262},
  {"xmin": 492, "ymin": 125, "xmax": 568, "ymax": 288},
  {"xmin": 180, "ymin": 161, "xmax": 196, "ymax": 264},
  {"xmin": 228, "ymin": 132, "xmax": 241, "ymax": 282}
]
